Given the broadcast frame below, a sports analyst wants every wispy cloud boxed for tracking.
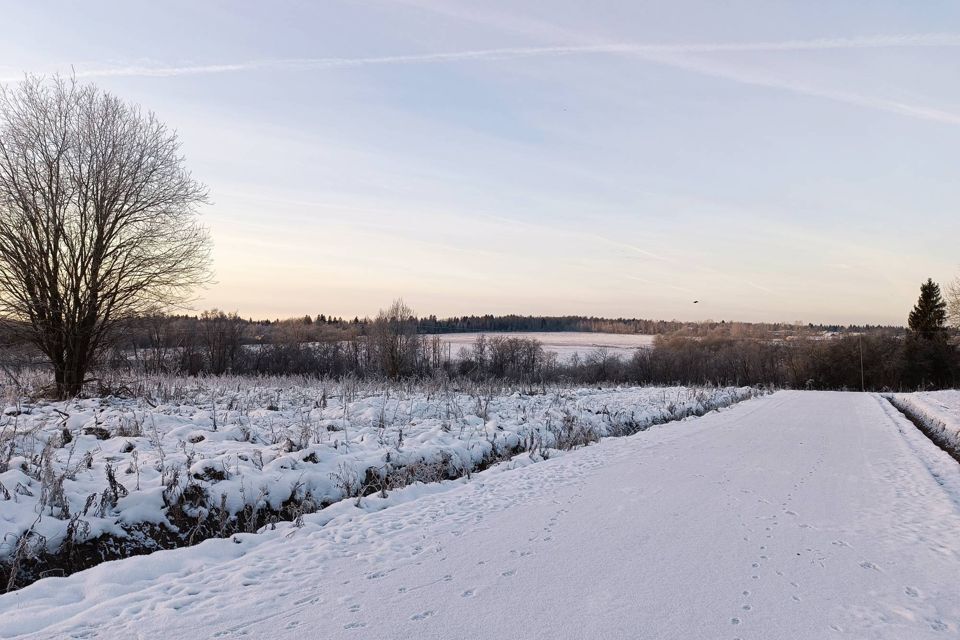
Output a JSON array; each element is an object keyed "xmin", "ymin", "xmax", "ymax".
[
  {"xmin": 623, "ymin": 274, "xmax": 697, "ymax": 296},
  {"xmin": 637, "ymin": 51, "xmax": 960, "ymax": 125},
  {"xmin": 3, "ymin": 33, "xmax": 959, "ymax": 84}
]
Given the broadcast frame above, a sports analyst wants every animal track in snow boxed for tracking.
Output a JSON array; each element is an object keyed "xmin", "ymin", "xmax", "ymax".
[
  {"xmin": 411, "ymin": 610, "xmax": 436, "ymax": 621},
  {"xmin": 929, "ymin": 619, "xmax": 948, "ymax": 631}
]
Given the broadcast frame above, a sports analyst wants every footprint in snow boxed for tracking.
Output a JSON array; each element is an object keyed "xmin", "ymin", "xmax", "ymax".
[
  {"xmin": 461, "ymin": 589, "xmax": 476, "ymax": 598},
  {"xmin": 858, "ymin": 561, "xmax": 881, "ymax": 571},
  {"xmin": 344, "ymin": 622, "xmax": 367, "ymax": 630},
  {"xmin": 501, "ymin": 569, "xmax": 516, "ymax": 577},
  {"xmin": 411, "ymin": 610, "xmax": 436, "ymax": 621},
  {"xmin": 904, "ymin": 586, "xmax": 919, "ymax": 598}
]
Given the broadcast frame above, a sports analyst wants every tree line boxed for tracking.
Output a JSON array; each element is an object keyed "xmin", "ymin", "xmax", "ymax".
[{"xmin": 80, "ymin": 282, "xmax": 952, "ymax": 390}]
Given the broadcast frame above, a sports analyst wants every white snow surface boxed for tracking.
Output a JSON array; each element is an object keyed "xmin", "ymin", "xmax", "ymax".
[
  {"xmin": 0, "ymin": 381, "xmax": 751, "ymax": 563},
  {"xmin": 2, "ymin": 391, "xmax": 959, "ymax": 639},
  {"xmin": 433, "ymin": 332, "xmax": 655, "ymax": 362},
  {"xmin": 890, "ymin": 390, "xmax": 960, "ymax": 453}
]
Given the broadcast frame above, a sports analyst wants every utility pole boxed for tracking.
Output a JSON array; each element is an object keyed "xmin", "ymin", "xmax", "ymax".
[{"xmin": 859, "ymin": 334, "xmax": 865, "ymax": 392}]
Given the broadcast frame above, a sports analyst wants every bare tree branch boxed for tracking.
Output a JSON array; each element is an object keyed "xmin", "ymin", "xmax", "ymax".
[{"xmin": 0, "ymin": 75, "xmax": 212, "ymax": 397}]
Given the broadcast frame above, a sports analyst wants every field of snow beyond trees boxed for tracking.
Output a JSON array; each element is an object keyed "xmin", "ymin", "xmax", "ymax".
[
  {"xmin": 433, "ymin": 331, "xmax": 655, "ymax": 363},
  {"xmin": 0, "ymin": 375, "xmax": 759, "ymax": 590}
]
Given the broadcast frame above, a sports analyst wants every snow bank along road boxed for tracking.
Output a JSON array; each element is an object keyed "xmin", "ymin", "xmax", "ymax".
[{"xmin": 2, "ymin": 391, "xmax": 959, "ymax": 639}]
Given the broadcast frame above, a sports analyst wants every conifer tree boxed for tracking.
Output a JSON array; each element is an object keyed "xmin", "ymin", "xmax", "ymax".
[
  {"xmin": 907, "ymin": 278, "xmax": 948, "ymax": 339},
  {"xmin": 904, "ymin": 278, "xmax": 953, "ymax": 388}
]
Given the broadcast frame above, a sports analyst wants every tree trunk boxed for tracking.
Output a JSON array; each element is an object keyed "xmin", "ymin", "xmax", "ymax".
[{"xmin": 56, "ymin": 349, "xmax": 88, "ymax": 399}]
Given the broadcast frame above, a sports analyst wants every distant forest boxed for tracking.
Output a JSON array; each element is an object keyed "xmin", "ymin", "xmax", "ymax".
[
  {"xmin": 149, "ymin": 312, "xmax": 904, "ymax": 345},
  {"xmin": 2, "ymin": 286, "xmax": 956, "ymax": 392}
]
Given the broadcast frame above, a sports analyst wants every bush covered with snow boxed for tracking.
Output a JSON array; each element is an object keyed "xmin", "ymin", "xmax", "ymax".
[
  {"xmin": 888, "ymin": 391, "xmax": 960, "ymax": 460},
  {"xmin": 0, "ymin": 375, "xmax": 760, "ymax": 589}
]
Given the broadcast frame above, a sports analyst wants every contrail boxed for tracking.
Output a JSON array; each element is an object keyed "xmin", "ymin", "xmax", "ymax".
[
  {"xmin": 2, "ymin": 33, "xmax": 959, "ymax": 82},
  {"xmin": 639, "ymin": 51, "xmax": 960, "ymax": 126}
]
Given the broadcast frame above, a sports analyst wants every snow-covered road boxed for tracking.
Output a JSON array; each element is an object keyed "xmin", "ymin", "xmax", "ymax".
[{"xmin": 2, "ymin": 391, "xmax": 959, "ymax": 639}]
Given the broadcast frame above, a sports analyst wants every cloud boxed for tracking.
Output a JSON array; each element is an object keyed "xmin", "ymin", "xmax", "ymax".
[
  {"xmin": 623, "ymin": 274, "xmax": 697, "ymax": 296},
  {"xmin": 4, "ymin": 32, "xmax": 957, "ymax": 126},
  {"xmin": 3, "ymin": 33, "xmax": 959, "ymax": 83},
  {"xmin": 634, "ymin": 51, "xmax": 960, "ymax": 125}
]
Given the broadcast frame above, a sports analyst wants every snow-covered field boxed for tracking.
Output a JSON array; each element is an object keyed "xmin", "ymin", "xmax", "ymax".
[
  {"xmin": 1, "ymin": 391, "xmax": 959, "ymax": 639},
  {"xmin": 433, "ymin": 332, "xmax": 655, "ymax": 362},
  {"xmin": 0, "ymin": 376, "xmax": 755, "ymax": 591}
]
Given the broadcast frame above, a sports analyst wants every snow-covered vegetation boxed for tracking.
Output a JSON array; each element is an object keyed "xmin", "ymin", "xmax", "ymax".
[
  {"xmin": 4, "ymin": 391, "xmax": 960, "ymax": 640},
  {"xmin": 888, "ymin": 390, "xmax": 960, "ymax": 459},
  {"xmin": 0, "ymin": 374, "xmax": 759, "ymax": 590}
]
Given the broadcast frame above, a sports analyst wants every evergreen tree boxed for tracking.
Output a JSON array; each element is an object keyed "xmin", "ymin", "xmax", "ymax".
[
  {"xmin": 904, "ymin": 278, "xmax": 953, "ymax": 388},
  {"xmin": 907, "ymin": 278, "xmax": 947, "ymax": 339}
]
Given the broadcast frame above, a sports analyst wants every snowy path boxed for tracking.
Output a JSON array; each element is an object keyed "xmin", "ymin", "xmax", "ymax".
[{"xmin": 2, "ymin": 391, "xmax": 959, "ymax": 639}]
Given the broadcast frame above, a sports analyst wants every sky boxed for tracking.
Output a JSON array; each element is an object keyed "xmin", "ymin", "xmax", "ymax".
[{"xmin": 1, "ymin": 0, "xmax": 958, "ymax": 325}]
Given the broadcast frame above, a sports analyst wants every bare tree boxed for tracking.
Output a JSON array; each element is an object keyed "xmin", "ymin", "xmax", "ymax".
[
  {"xmin": 370, "ymin": 299, "xmax": 419, "ymax": 379},
  {"xmin": 0, "ymin": 76, "xmax": 211, "ymax": 397},
  {"xmin": 948, "ymin": 276, "xmax": 960, "ymax": 330},
  {"xmin": 134, "ymin": 313, "xmax": 179, "ymax": 374},
  {"xmin": 200, "ymin": 310, "xmax": 245, "ymax": 374}
]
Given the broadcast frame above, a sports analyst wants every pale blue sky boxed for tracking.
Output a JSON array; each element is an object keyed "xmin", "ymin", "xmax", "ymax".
[{"xmin": 2, "ymin": 1, "xmax": 958, "ymax": 324}]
